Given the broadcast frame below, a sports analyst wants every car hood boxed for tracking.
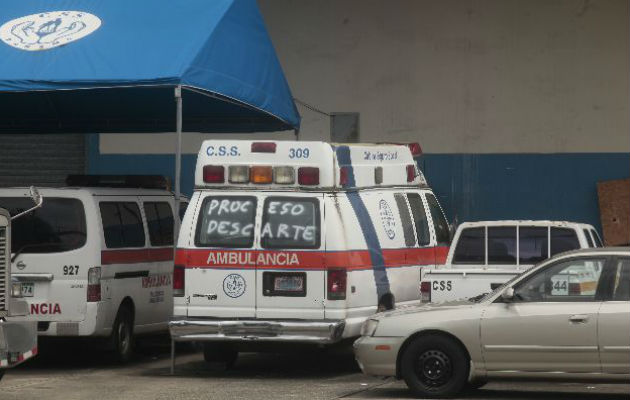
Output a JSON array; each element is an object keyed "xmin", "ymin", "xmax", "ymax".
[{"xmin": 375, "ymin": 299, "xmax": 478, "ymax": 320}]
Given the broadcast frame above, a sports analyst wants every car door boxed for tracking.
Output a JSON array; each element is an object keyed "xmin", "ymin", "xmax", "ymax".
[
  {"xmin": 598, "ymin": 257, "xmax": 630, "ymax": 375},
  {"xmin": 481, "ymin": 256, "xmax": 609, "ymax": 373}
]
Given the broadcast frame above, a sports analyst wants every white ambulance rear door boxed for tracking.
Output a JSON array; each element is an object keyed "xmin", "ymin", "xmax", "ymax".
[
  {"xmin": 255, "ymin": 193, "xmax": 325, "ymax": 319},
  {"xmin": 186, "ymin": 192, "xmax": 258, "ymax": 318}
]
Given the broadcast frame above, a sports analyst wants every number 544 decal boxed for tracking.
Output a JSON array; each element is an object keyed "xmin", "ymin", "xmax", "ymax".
[{"xmin": 63, "ymin": 265, "xmax": 79, "ymax": 275}]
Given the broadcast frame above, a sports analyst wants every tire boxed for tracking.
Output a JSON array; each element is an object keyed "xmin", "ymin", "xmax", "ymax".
[
  {"xmin": 400, "ymin": 334, "xmax": 469, "ymax": 398},
  {"xmin": 0, "ymin": 369, "xmax": 4, "ymax": 381},
  {"xmin": 202, "ymin": 343, "xmax": 238, "ymax": 369},
  {"xmin": 465, "ymin": 379, "xmax": 487, "ymax": 392},
  {"xmin": 111, "ymin": 306, "xmax": 134, "ymax": 363}
]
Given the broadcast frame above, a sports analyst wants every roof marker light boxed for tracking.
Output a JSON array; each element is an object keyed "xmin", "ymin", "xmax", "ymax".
[
  {"xmin": 408, "ymin": 142, "xmax": 422, "ymax": 157},
  {"xmin": 203, "ymin": 165, "xmax": 225, "ymax": 183},
  {"xmin": 298, "ymin": 167, "xmax": 319, "ymax": 186},
  {"xmin": 406, "ymin": 165, "xmax": 416, "ymax": 182},
  {"xmin": 250, "ymin": 166, "xmax": 273, "ymax": 184},
  {"xmin": 274, "ymin": 166, "xmax": 295, "ymax": 184},
  {"xmin": 251, "ymin": 142, "xmax": 276, "ymax": 153},
  {"xmin": 228, "ymin": 165, "xmax": 249, "ymax": 183}
]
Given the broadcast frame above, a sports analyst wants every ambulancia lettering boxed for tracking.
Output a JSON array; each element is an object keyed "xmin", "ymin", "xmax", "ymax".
[
  {"xmin": 206, "ymin": 251, "xmax": 300, "ymax": 266},
  {"xmin": 30, "ymin": 303, "xmax": 62, "ymax": 315}
]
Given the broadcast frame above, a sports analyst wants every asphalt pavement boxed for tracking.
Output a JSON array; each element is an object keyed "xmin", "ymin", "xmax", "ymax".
[{"xmin": 1, "ymin": 337, "xmax": 628, "ymax": 400}]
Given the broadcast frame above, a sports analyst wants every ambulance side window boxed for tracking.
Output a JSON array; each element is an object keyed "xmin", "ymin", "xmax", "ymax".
[
  {"xmin": 100, "ymin": 202, "xmax": 145, "ymax": 248},
  {"xmin": 144, "ymin": 202, "xmax": 174, "ymax": 246},
  {"xmin": 394, "ymin": 193, "xmax": 416, "ymax": 247},
  {"xmin": 426, "ymin": 193, "xmax": 450, "ymax": 245},
  {"xmin": 407, "ymin": 193, "xmax": 430, "ymax": 246},
  {"xmin": 261, "ymin": 197, "xmax": 320, "ymax": 249},
  {"xmin": 195, "ymin": 196, "xmax": 256, "ymax": 248}
]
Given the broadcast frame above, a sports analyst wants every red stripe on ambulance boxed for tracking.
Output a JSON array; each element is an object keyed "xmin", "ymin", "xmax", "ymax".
[{"xmin": 176, "ymin": 247, "xmax": 449, "ymax": 270}]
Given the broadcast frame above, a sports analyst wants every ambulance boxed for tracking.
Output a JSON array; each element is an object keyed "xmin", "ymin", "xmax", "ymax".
[
  {"xmin": 169, "ymin": 140, "xmax": 451, "ymax": 366},
  {"xmin": 0, "ymin": 176, "xmax": 187, "ymax": 362}
]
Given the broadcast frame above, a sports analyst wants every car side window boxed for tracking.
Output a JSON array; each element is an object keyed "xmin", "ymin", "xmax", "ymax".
[
  {"xmin": 487, "ymin": 226, "xmax": 516, "ymax": 265},
  {"xmin": 513, "ymin": 257, "xmax": 606, "ymax": 303},
  {"xmin": 453, "ymin": 227, "xmax": 485, "ymax": 264},
  {"xmin": 100, "ymin": 202, "xmax": 145, "ymax": 248},
  {"xmin": 144, "ymin": 202, "xmax": 174, "ymax": 246},
  {"xmin": 406, "ymin": 193, "xmax": 430, "ymax": 246},
  {"xmin": 518, "ymin": 226, "xmax": 548, "ymax": 264},
  {"xmin": 425, "ymin": 193, "xmax": 450, "ymax": 245},
  {"xmin": 591, "ymin": 229, "xmax": 603, "ymax": 247},
  {"xmin": 611, "ymin": 259, "xmax": 630, "ymax": 301},
  {"xmin": 550, "ymin": 228, "xmax": 580, "ymax": 256},
  {"xmin": 394, "ymin": 193, "xmax": 416, "ymax": 247},
  {"xmin": 583, "ymin": 229, "xmax": 594, "ymax": 247}
]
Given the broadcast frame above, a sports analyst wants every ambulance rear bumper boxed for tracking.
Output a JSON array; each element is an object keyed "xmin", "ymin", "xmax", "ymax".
[{"xmin": 169, "ymin": 318, "xmax": 345, "ymax": 344}]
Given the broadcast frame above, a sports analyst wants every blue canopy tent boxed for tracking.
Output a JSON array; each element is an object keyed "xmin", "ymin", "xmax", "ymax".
[{"xmin": 0, "ymin": 0, "xmax": 300, "ymax": 204}]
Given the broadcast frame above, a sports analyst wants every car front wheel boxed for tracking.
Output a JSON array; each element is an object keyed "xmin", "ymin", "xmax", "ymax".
[{"xmin": 400, "ymin": 334, "xmax": 469, "ymax": 398}]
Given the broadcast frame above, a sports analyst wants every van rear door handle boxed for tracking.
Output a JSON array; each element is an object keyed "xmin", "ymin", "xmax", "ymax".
[{"xmin": 569, "ymin": 314, "xmax": 588, "ymax": 323}]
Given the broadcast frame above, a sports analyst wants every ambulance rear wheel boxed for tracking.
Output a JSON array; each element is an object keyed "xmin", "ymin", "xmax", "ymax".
[
  {"xmin": 112, "ymin": 307, "xmax": 134, "ymax": 363},
  {"xmin": 202, "ymin": 343, "xmax": 238, "ymax": 368}
]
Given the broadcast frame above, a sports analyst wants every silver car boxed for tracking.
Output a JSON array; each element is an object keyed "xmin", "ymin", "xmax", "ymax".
[{"xmin": 353, "ymin": 248, "xmax": 630, "ymax": 398}]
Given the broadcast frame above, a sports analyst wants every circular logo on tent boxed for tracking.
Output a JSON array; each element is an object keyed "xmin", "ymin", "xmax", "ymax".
[
  {"xmin": 379, "ymin": 199, "xmax": 396, "ymax": 240},
  {"xmin": 0, "ymin": 11, "xmax": 101, "ymax": 51},
  {"xmin": 223, "ymin": 274, "xmax": 246, "ymax": 298}
]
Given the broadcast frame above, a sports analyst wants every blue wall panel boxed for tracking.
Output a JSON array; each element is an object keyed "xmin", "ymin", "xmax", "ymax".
[{"xmin": 88, "ymin": 136, "xmax": 629, "ymax": 232}]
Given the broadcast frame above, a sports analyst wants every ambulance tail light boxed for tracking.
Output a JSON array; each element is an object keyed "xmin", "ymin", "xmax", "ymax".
[
  {"xmin": 173, "ymin": 265, "xmax": 185, "ymax": 297},
  {"xmin": 420, "ymin": 281, "xmax": 431, "ymax": 302},
  {"xmin": 406, "ymin": 165, "xmax": 416, "ymax": 182},
  {"xmin": 339, "ymin": 167, "xmax": 349, "ymax": 186},
  {"xmin": 273, "ymin": 166, "xmax": 295, "ymax": 184},
  {"xmin": 87, "ymin": 267, "xmax": 101, "ymax": 302},
  {"xmin": 251, "ymin": 142, "xmax": 277, "ymax": 153},
  {"xmin": 408, "ymin": 142, "xmax": 422, "ymax": 157},
  {"xmin": 228, "ymin": 166, "xmax": 249, "ymax": 183},
  {"xmin": 250, "ymin": 166, "xmax": 273, "ymax": 184},
  {"xmin": 298, "ymin": 167, "xmax": 319, "ymax": 186},
  {"xmin": 327, "ymin": 269, "xmax": 347, "ymax": 300},
  {"xmin": 203, "ymin": 165, "xmax": 225, "ymax": 183}
]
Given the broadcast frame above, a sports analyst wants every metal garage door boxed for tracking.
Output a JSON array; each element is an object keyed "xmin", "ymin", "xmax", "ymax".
[{"xmin": 0, "ymin": 134, "xmax": 86, "ymax": 187}]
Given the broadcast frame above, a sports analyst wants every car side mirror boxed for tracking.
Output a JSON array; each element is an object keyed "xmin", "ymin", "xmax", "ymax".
[{"xmin": 501, "ymin": 287, "xmax": 515, "ymax": 302}]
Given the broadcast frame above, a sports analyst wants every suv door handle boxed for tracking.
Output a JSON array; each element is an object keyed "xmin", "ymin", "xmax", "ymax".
[{"xmin": 569, "ymin": 314, "xmax": 588, "ymax": 323}]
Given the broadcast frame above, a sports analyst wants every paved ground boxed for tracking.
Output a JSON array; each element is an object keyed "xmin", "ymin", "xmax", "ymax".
[{"xmin": 2, "ymin": 337, "xmax": 629, "ymax": 400}]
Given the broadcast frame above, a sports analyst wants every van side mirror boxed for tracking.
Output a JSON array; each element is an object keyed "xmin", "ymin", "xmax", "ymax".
[
  {"xmin": 11, "ymin": 186, "xmax": 44, "ymax": 221},
  {"xmin": 501, "ymin": 287, "xmax": 515, "ymax": 302}
]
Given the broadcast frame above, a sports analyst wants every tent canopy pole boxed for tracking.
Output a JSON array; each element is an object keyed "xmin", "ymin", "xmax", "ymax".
[{"xmin": 174, "ymin": 85, "xmax": 183, "ymax": 235}]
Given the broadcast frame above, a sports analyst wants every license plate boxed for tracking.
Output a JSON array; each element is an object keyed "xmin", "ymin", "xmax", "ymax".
[
  {"xmin": 274, "ymin": 275, "xmax": 304, "ymax": 292},
  {"xmin": 21, "ymin": 282, "xmax": 34, "ymax": 297}
]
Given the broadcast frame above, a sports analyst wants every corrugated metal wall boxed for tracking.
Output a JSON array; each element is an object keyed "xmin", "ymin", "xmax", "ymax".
[{"xmin": 0, "ymin": 134, "xmax": 86, "ymax": 187}]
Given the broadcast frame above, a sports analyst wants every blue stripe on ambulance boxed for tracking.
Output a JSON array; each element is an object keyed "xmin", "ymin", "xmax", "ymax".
[{"xmin": 334, "ymin": 145, "xmax": 391, "ymax": 300}]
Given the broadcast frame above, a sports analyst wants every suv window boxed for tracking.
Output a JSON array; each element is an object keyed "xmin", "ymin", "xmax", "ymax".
[
  {"xmin": 514, "ymin": 257, "xmax": 606, "ymax": 302},
  {"xmin": 453, "ymin": 227, "xmax": 484, "ymax": 264},
  {"xmin": 583, "ymin": 229, "xmax": 594, "ymax": 248},
  {"xmin": 487, "ymin": 227, "xmax": 516, "ymax": 264},
  {"xmin": 100, "ymin": 202, "xmax": 145, "ymax": 248},
  {"xmin": 550, "ymin": 228, "xmax": 580, "ymax": 256},
  {"xmin": 0, "ymin": 197, "xmax": 87, "ymax": 254},
  {"xmin": 196, "ymin": 196, "xmax": 256, "ymax": 248},
  {"xmin": 261, "ymin": 197, "xmax": 320, "ymax": 249},
  {"xmin": 394, "ymin": 193, "xmax": 416, "ymax": 247},
  {"xmin": 425, "ymin": 194, "xmax": 450, "ymax": 245},
  {"xmin": 407, "ymin": 193, "xmax": 430, "ymax": 246},
  {"xmin": 144, "ymin": 202, "xmax": 174, "ymax": 246},
  {"xmin": 518, "ymin": 226, "xmax": 548, "ymax": 264}
]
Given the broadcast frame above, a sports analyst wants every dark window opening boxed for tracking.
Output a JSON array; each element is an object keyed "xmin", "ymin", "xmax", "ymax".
[
  {"xmin": 550, "ymin": 228, "xmax": 580, "ymax": 256},
  {"xmin": 453, "ymin": 227, "xmax": 485, "ymax": 264},
  {"xmin": 426, "ymin": 194, "xmax": 450, "ymax": 245},
  {"xmin": 407, "ymin": 193, "xmax": 430, "ymax": 246},
  {"xmin": 195, "ymin": 196, "xmax": 256, "ymax": 248},
  {"xmin": 487, "ymin": 227, "xmax": 517, "ymax": 264},
  {"xmin": 100, "ymin": 202, "xmax": 145, "ymax": 248},
  {"xmin": 394, "ymin": 193, "xmax": 416, "ymax": 247},
  {"xmin": 519, "ymin": 227, "xmax": 548, "ymax": 264},
  {"xmin": 261, "ymin": 197, "xmax": 320, "ymax": 249},
  {"xmin": 144, "ymin": 202, "xmax": 174, "ymax": 246}
]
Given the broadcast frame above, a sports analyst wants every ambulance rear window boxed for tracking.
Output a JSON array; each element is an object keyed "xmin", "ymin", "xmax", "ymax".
[
  {"xmin": 261, "ymin": 197, "xmax": 320, "ymax": 249},
  {"xmin": 195, "ymin": 196, "xmax": 256, "ymax": 248}
]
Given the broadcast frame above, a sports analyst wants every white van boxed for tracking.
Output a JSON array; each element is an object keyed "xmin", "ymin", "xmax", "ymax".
[
  {"xmin": 169, "ymin": 140, "xmax": 450, "ymax": 365},
  {"xmin": 0, "ymin": 177, "xmax": 187, "ymax": 361}
]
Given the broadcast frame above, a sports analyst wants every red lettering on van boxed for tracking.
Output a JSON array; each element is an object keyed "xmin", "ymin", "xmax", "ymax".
[{"xmin": 30, "ymin": 303, "xmax": 62, "ymax": 315}]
